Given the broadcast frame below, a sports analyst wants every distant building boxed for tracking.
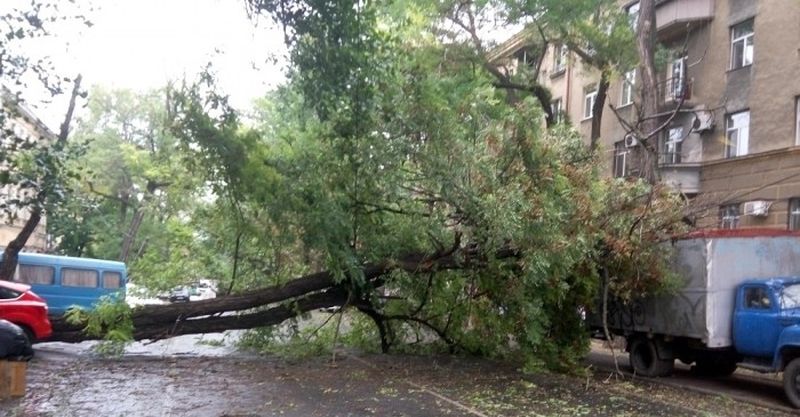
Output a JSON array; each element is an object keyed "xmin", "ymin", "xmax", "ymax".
[
  {"xmin": 492, "ymin": 0, "xmax": 800, "ymax": 229},
  {"xmin": 0, "ymin": 89, "xmax": 54, "ymax": 252}
]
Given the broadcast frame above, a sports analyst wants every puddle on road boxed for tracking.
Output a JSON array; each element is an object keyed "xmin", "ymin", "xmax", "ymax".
[{"xmin": 35, "ymin": 331, "xmax": 247, "ymax": 360}]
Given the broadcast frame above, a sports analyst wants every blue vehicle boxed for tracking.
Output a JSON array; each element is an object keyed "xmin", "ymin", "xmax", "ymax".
[
  {"xmin": 591, "ymin": 230, "xmax": 800, "ymax": 408},
  {"xmin": 0, "ymin": 252, "xmax": 127, "ymax": 316}
]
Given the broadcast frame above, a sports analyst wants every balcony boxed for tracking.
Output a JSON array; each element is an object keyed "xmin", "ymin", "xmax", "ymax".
[{"xmin": 656, "ymin": 0, "xmax": 715, "ymax": 39}]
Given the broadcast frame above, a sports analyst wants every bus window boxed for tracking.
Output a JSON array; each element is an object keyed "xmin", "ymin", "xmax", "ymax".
[
  {"xmin": 17, "ymin": 264, "xmax": 55, "ymax": 285},
  {"xmin": 62, "ymin": 268, "xmax": 99, "ymax": 288},
  {"xmin": 102, "ymin": 271, "xmax": 122, "ymax": 289}
]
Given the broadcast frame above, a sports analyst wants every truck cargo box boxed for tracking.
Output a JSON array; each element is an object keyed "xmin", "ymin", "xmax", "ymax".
[{"xmin": 601, "ymin": 230, "xmax": 800, "ymax": 348}]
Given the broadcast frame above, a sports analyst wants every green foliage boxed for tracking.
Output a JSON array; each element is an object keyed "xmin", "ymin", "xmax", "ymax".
[
  {"xmin": 238, "ymin": 318, "xmax": 338, "ymax": 361},
  {"xmin": 45, "ymin": 0, "xmax": 685, "ymax": 371},
  {"xmin": 502, "ymin": 0, "xmax": 639, "ymax": 72},
  {"xmin": 161, "ymin": 0, "xmax": 690, "ymax": 372},
  {"xmin": 65, "ymin": 296, "xmax": 134, "ymax": 356}
]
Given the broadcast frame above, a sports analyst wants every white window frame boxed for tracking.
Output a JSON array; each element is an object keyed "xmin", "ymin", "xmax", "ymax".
[
  {"xmin": 551, "ymin": 98, "xmax": 562, "ymax": 124},
  {"xmin": 613, "ymin": 141, "xmax": 629, "ymax": 178},
  {"xmin": 627, "ymin": 2, "xmax": 640, "ymax": 30},
  {"xmin": 789, "ymin": 198, "xmax": 800, "ymax": 231},
  {"xmin": 725, "ymin": 111, "xmax": 750, "ymax": 158},
  {"xmin": 795, "ymin": 97, "xmax": 800, "ymax": 146},
  {"xmin": 583, "ymin": 87, "xmax": 598, "ymax": 120},
  {"xmin": 668, "ymin": 56, "xmax": 687, "ymax": 101},
  {"xmin": 730, "ymin": 20, "xmax": 754, "ymax": 70},
  {"xmin": 720, "ymin": 204, "xmax": 740, "ymax": 229},
  {"xmin": 661, "ymin": 127, "xmax": 683, "ymax": 164},
  {"xmin": 620, "ymin": 70, "xmax": 635, "ymax": 106},
  {"xmin": 553, "ymin": 45, "xmax": 567, "ymax": 74}
]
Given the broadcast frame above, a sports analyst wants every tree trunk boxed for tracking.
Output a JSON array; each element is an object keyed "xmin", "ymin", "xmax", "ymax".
[
  {"xmin": 49, "ymin": 245, "xmax": 520, "ymax": 343},
  {"xmin": 590, "ymin": 73, "xmax": 610, "ymax": 151},
  {"xmin": 119, "ymin": 208, "xmax": 145, "ymax": 263},
  {"xmin": 636, "ymin": 0, "xmax": 660, "ymax": 184},
  {"xmin": 0, "ymin": 207, "xmax": 42, "ymax": 280},
  {"xmin": 0, "ymin": 75, "xmax": 81, "ymax": 278}
]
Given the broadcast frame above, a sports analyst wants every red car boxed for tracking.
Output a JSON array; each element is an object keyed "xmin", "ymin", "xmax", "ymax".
[{"xmin": 0, "ymin": 280, "xmax": 52, "ymax": 343}]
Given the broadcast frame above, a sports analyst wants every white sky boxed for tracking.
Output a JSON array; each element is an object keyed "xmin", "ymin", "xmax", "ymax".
[
  {"xmin": 4, "ymin": 0, "xmax": 288, "ymax": 128},
  {"xmin": 3, "ymin": 0, "xmax": 518, "ymax": 130}
]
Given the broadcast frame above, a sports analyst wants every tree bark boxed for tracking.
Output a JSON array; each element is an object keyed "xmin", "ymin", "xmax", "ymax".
[
  {"xmin": 590, "ymin": 73, "xmax": 610, "ymax": 151},
  {"xmin": 0, "ymin": 207, "xmax": 42, "ymax": 280},
  {"xmin": 636, "ymin": 0, "xmax": 660, "ymax": 184}
]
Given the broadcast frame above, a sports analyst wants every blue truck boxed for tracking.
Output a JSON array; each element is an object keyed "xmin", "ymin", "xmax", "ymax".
[{"xmin": 595, "ymin": 230, "xmax": 800, "ymax": 408}]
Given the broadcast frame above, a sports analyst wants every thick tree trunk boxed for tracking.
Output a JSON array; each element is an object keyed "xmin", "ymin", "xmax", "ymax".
[
  {"xmin": 119, "ymin": 208, "xmax": 145, "ymax": 263},
  {"xmin": 590, "ymin": 73, "xmax": 610, "ymax": 151},
  {"xmin": 636, "ymin": 0, "xmax": 660, "ymax": 184},
  {"xmin": 0, "ymin": 207, "xmax": 42, "ymax": 280},
  {"xmin": 50, "ymin": 244, "xmax": 519, "ymax": 343}
]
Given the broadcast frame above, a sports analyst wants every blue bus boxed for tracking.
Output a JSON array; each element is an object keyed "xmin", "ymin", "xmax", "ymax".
[{"xmin": 1, "ymin": 252, "xmax": 127, "ymax": 316}]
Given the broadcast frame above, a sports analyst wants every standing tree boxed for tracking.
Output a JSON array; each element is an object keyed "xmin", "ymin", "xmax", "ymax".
[
  {"xmin": 501, "ymin": 0, "xmax": 638, "ymax": 150},
  {"xmin": 0, "ymin": 1, "xmax": 90, "ymax": 279}
]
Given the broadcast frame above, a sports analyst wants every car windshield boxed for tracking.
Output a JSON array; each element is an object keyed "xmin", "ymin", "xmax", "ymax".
[{"xmin": 780, "ymin": 284, "xmax": 800, "ymax": 309}]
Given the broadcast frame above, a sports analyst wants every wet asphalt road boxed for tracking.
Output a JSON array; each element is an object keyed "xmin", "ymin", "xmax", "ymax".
[
  {"xmin": 0, "ymin": 340, "xmax": 797, "ymax": 417},
  {"xmin": 585, "ymin": 347, "xmax": 797, "ymax": 414}
]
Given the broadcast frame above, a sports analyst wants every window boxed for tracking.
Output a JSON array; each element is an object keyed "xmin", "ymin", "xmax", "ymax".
[
  {"xmin": 719, "ymin": 204, "xmax": 740, "ymax": 229},
  {"xmin": 660, "ymin": 127, "xmax": 683, "ymax": 164},
  {"xmin": 744, "ymin": 287, "xmax": 771, "ymax": 309},
  {"xmin": 668, "ymin": 56, "xmax": 687, "ymax": 100},
  {"xmin": 725, "ymin": 111, "xmax": 750, "ymax": 158},
  {"xmin": 552, "ymin": 45, "xmax": 567, "ymax": 74},
  {"xmin": 16, "ymin": 264, "xmax": 54, "ymax": 285},
  {"xmin": 789, "ymin": 198, "xmax": 800, "ymax": 230},
  {"xmin": 730, "ymin": 20, "xmax": 754, "ymax": 70},
  {"xmin": 584, "ymin": 86, "xmax": 598, "ymax": 120},
  {"xmin": 0, "ymin": 287, "xmax": 21, "ymax": 300},
  {"xmin": 613, "ymin": 141, "xmax": 630, "ymax": 178},
  {"xmin": 514, "ymin": 48, "xmax": 536, "ymax": 69},
  {"xmin": 795, "ymin": 97, "xmax": 800, "ymax": 146},
  {"xmin": 626, "ymin": 1, "xmax": 640, "ymax": 30},
  {"xmin": 103, "ymin": 272, "xmax": 122, "ymax": 289},
  {"xmin": 62, "ymin": 268, "xmax": 98, "ymax": 288},
  {"xmin": 620, "ymin": 70, "xmax": 635, "ymax": 106},
  {"xmin": 550, "ymin": 98, "xmax": 562, "ymax": 124}
]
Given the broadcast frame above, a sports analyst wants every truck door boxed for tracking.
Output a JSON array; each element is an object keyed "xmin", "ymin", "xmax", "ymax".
[{"xmin": 734, "ymin": 285, "xmax": 782, "ymax": 358}]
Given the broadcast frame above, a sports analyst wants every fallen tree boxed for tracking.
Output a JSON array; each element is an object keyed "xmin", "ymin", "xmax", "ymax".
[{"xmin": 50, "ymin": 242, "xmax": 518, "ymax": 348}]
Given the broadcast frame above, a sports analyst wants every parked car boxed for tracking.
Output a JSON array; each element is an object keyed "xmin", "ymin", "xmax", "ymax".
[
  {"xmin": 0, "ymin": 319, "xmax": 33, "ymax": 360},
  {"xmin": 0, "ymin": 280, "xmax": 52, "ymax": 344},
  {"xmin": 168, "ymin": 287, "xmax": 191, "ymax": 303}
]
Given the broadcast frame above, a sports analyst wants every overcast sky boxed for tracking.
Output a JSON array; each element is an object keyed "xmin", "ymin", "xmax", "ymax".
[
  {"xmin": 3, "ymin": 0, "xmax": 517, "ymax": 129},
  {"xmin": 4, "ymin": 0, "xmax": 288, "ymax": 128}
]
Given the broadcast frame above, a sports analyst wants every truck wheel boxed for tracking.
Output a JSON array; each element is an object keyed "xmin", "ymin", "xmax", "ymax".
[
  {"xmin": 629, "ymin": 338, "xmax": 674, "ymax": 377},
  {"xmin": 783, "ymin": 358, "xmax": 800, "ymax": 408}
]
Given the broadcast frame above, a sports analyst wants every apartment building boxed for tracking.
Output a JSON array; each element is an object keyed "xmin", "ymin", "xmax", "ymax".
[
  {"xmin": 491, "ymin": 0, "xmax": 800, "ymax": 230},
  {"xmin": 0, "ymin": 91, "xmax": 52, "ymax": 252}
]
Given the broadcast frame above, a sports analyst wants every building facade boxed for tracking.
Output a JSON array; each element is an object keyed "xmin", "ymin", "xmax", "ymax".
[
  {"xmin": 492, "ymin": 0, "xmax": 800, "ymax": 230},
  {"xmin": 0, "ymin": 92, "xmax": 53, "ymax": 252}
]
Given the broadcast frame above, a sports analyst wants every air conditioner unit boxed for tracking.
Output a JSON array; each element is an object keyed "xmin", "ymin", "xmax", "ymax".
[
  {"xmin": 692, "ymin": 110, "xmax": 715, "ymax": 133},
  {"xmin": 743, "ymin": 200, "xmax": 771, "ymax": 217},
  {"xmin": 624, "ymin": 134, "xmax": 638, "ymax": 148}
]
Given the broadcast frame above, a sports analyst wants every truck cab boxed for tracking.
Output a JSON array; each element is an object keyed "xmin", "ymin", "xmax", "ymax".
[{"xmin": 733, "ymin": 278, "xmax": 800, "ymax": 407}]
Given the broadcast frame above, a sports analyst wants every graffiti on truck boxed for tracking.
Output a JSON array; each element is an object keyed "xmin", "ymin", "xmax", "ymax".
[{"xmin": 604, "ymin": 292, "xmax": 704, "ymax": 336}]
